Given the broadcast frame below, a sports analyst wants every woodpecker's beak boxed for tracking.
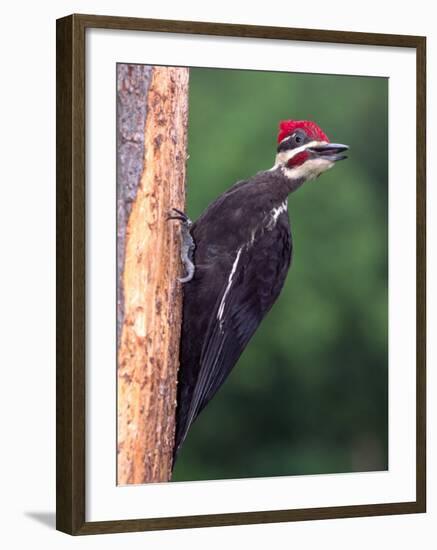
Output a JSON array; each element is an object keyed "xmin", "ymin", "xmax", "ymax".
[{"xmin": 307, "ymin": 143, "xmax": 349, "ymax": 162}]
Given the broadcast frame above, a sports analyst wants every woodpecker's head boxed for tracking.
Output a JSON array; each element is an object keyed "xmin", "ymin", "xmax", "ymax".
[{"xmin": 275, "ymin": 120, "xmax": 348, "ymax": 184}]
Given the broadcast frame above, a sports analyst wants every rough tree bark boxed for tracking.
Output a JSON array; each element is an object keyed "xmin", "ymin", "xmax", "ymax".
[{"xmin": 117, "ymin": 65, "xmax": 189, "ymax": 485}]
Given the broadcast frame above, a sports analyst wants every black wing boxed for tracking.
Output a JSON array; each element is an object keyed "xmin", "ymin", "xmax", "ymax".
[
  {"xmin": 184, "ymin": 245, "xmax": 259, "ymax": 430},
  {"xmin": 176, "ymin": 225, "xmax": 291, "ymax": 453}
]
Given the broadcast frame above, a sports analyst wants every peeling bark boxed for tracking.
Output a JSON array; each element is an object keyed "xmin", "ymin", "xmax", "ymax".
[
  {"xmin": 117, "ymin": 64, "xmax": 152, "ymax": 344},
  {"xmin": 117, "ymin": 65, "xmax": 189, "ymax": 485}
]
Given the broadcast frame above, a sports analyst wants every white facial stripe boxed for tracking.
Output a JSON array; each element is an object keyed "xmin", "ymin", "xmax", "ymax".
[
  {"xmin": 279, "ymin": 134, "xmax": 295, "ymax": 145},
  {"xmin": 281, "ymin": 157, "xmax": 334, "ymax": 181},
  {"xmin": 275, "ymin": 140, "xmax": 326, "ymax": 166}
]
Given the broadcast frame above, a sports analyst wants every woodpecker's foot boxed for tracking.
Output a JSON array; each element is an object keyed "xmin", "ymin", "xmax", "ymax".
[{"xmin": 167, "ymin": 208, "xmax": 196, "ymax": 283}]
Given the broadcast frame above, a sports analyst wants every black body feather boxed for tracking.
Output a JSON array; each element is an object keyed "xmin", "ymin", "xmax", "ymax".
[{"xmin": 173, "ymin": 167, "xmax": 300, "ymax": 460}]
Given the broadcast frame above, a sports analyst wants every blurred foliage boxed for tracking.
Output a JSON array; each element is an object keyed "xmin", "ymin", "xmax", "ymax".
[{"xmin": 172, "ymin": 68, "xmax": 388, "ymax": 482}]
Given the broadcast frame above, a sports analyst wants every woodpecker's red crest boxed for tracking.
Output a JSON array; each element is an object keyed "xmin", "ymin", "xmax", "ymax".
[{"xmin": 278, "ymin": 120, "xmax": 329, "ymax": 144}]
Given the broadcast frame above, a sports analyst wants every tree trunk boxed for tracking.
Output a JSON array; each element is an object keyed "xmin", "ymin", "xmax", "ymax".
[{"xmin": 117, "ymin": 65, "xmax": 189, "ymax": 485}]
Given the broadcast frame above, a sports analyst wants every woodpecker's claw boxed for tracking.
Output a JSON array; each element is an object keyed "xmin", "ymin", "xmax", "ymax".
[
  {"xmin": 168, "ymin": 208, "xmax": 195, "ymax": 283},
  {"xmin": 167, "ymin": 208, "xmax": 191, "ymax": 223}
]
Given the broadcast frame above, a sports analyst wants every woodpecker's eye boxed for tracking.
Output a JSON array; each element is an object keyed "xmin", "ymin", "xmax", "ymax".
[
  {"xmin": 277, "ymin": 129, "xmax": 308, "ymax": 153},
  {"xmin": 292, "ymin": 131, "xmax": 306, "ymax": 145}
]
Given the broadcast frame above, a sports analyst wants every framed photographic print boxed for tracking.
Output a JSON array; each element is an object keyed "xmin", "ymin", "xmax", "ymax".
[{"xmin": 56, "ymin": 14, "xmax": 426, "ymax": 535}]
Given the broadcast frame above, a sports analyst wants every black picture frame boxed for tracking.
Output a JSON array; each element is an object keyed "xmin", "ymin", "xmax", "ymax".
[{"xmin": 56, "ymin": 13, "xmax": 426, "ymax": 535}]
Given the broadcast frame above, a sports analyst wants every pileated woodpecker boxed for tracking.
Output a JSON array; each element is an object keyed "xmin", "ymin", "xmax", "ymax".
[{"xmin": 170, "ymin": 120, "xmax": 348, "ymax": 464}]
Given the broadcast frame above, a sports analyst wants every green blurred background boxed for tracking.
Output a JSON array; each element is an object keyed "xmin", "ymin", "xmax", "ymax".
[{"xmin": 172, "ymin": 67, "xmax": 388, "ymax": 482}]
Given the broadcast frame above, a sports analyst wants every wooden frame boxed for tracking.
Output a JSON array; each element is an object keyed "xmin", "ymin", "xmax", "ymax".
[{"xmin": 56, "ymin": 13, "xmax": 426, "ymax": 535}]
